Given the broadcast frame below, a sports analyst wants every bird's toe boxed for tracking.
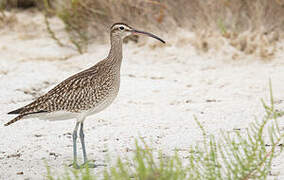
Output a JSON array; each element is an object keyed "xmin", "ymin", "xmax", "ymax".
[
  {"xmin": 81, "ymin": 161, "xmax": 106, "ymax": 168},
  {"xmin": 69, "ymin": 162, "xmax": 80, "ymax": 169}
]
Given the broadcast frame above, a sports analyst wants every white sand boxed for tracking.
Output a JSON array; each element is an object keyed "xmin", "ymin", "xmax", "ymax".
[{"xmin": 0, "ymin": 11, "xmax": 284, "ymax": 179}]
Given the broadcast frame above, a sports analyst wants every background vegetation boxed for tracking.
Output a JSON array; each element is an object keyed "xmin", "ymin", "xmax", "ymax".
[
  {"xmin": 1, "ymin": 0, "xmax": 283, "ymax": 55},
  {"xmin": 46, "ymin": 0, "xmax": 284, "ymax": 55}
]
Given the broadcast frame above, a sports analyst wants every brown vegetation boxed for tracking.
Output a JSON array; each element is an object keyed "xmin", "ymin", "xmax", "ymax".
[
  {"xmin": 46, "ymin": 0, "xmax": 284, "ymax": 36},
  {"xmin": 47, "ymin": 0, "xmax": 284, "ymax": 57},
  {"xmin": 1, "ymin": 0, "xmax": 284, "ymax": 58},
  {"xmin": 0, "ymin": 0, "xmax": 37, "ymax": 9}
]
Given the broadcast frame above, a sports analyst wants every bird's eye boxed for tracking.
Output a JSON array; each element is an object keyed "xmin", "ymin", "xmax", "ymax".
[{"xmin": 119, "ymin": 26, "xmax": 124, "ymax": 30}]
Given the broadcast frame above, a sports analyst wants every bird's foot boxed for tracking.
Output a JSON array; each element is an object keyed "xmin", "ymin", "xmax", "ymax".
[
  {"xmin": 69, "ymin": 161, "xmax": 106, "ymax": 169},
  {"xmin": 69, "ymin": 162, "xmax": 80, "ymax": 169},
  {"xmin": 81, "ymin": 162, "xmax": 97, "ymax": 168},
  {"xmin": 81, "ymin": 161, "xmax": 106, "ymax": 168}
]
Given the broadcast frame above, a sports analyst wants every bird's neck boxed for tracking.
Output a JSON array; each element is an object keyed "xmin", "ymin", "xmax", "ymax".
[{"xmin": 107, "ymin": 33, "xmax": 123, "ymax": 67}]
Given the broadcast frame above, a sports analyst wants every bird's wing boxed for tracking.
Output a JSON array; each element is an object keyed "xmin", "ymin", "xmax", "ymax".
[{"xmin": 8, "ymin": 63, "xmax": 108, "ymax": 115}]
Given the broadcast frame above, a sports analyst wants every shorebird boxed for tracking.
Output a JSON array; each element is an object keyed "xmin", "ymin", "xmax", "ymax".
[{"xmin": 4, "ymin": 23, "xmax": 165, "ymax": 168}]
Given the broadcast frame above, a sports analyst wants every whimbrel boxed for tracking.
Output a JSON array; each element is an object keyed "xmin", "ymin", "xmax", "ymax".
[{"xmin": 5, "ymin": 23, "xmax": 165, "ymax": 168}]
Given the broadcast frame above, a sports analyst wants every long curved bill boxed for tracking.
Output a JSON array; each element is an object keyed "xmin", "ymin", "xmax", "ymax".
[{"xmin": 131, "ymin": 29, "xmax": 166, "ymax": 44}]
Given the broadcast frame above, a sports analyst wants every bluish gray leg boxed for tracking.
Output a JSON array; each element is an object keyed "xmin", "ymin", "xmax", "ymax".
[
  {"xmin": 79, "ymin": 122, "xmax": 87, "ymax": 163},
  {"xmin": 72, "ymin": 122, "xmax": 80, "ymax": 169},
  {"xmin": 79, "ymin": 122, "xmax": 97, "ymax": 168}
]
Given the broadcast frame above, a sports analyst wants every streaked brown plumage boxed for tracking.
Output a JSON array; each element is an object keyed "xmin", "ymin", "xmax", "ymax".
[
  {"xmin": 6, "ymin": 59, "xmax": 120, "ymax": 125},
  {"xmin": 5, "ymin": 23, "xmax": 165, "ymax": 168}
]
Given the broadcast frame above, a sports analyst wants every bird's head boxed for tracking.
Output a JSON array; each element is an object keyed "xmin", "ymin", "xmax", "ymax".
[{"xmin": 110, "ymin": 23, "xmax": 165, "ymax": 44}]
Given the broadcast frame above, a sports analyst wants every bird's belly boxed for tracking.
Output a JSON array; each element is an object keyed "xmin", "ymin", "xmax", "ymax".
[
  {"xmin": 35, "ymin": 111, "xmax": 78, "ymax": 121},
  {"xmin": 33, "ymin": 87, "xmax": 119, "ymax": 121}
]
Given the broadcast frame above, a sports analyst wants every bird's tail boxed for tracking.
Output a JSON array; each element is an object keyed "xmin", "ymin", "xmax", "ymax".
[{"xmin": 4, "ymin": 114, "xmax": 25, "ymax": 126}]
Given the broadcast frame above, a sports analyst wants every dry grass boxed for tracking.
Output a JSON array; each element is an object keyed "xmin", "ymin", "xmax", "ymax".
[
  {"xmin": 179, "ymin": 0, "xmax": 284, "ymax": 59},
  {"xmin": 0, "ymin": 11, "xmax": 17, "ymax": 29},
  {"xmin": 48, "ymin": 0, "xmax": 284, "ymax": 35},
  {"xmin": 43, "ymin": 0, "xmax": 284, "ymax": 57},
  {"xmin": 2, "ymin": 0, "xmax": 284, "ymax": 58}
]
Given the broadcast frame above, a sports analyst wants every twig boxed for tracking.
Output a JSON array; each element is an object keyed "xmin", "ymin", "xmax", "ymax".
[
  {"xmin": 44, "ymin": 14, "xmax": 64, "ymax": 47},
  {"xmin": 69, "ymin": 37, "xmax": 83, "ymax": 54},
  {"xmin": 242, "ymin": 134, "xmax": 282, "ymax": 180},
  {"xmin": 0, "ymin": 2, "xmax": 6, "ymax": 20}
]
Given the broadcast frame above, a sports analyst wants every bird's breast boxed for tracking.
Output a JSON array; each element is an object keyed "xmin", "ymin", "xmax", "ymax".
[{"xmin": 85, "ymin": 88, "xmax": 119, "ymax": 118}]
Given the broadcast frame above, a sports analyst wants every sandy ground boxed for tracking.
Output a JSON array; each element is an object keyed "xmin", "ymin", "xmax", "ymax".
[{"xmin": 0, "ymin": 10, "xmax": 284, "ymax": 179}]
